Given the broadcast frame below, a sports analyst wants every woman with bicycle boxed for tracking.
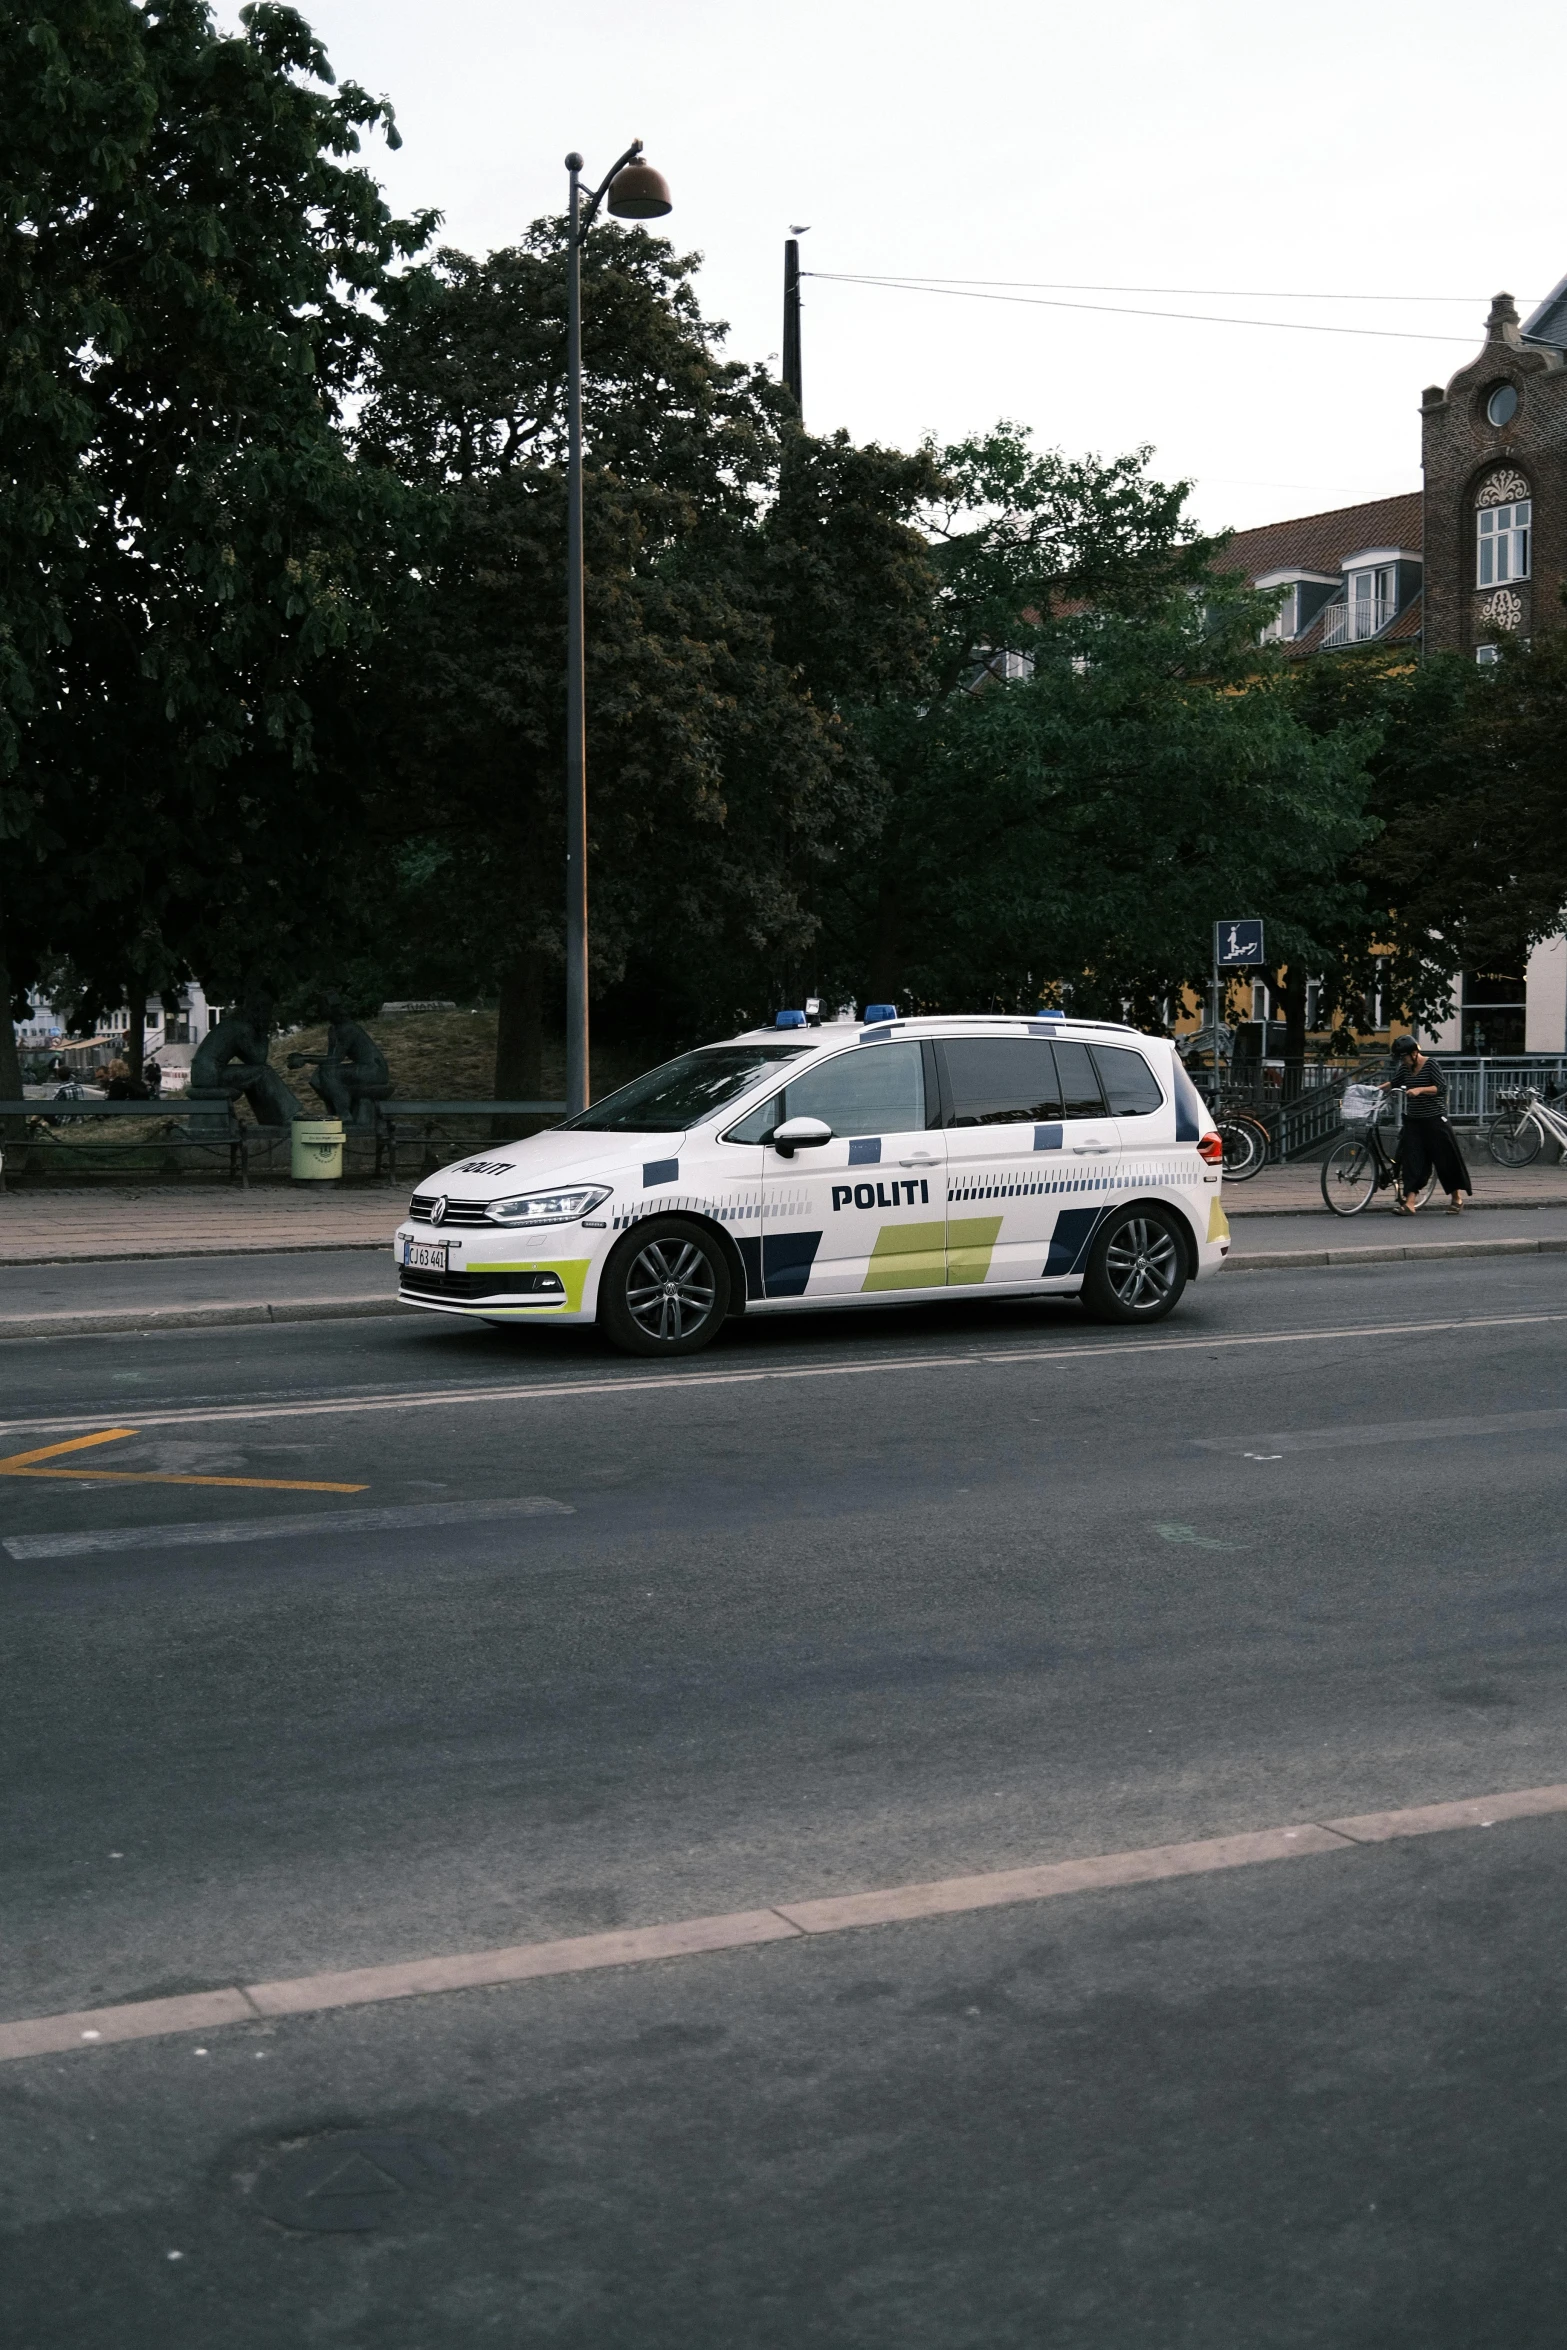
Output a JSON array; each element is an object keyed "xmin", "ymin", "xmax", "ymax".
[{"xmin": 1383, "ymin": 1035, "xmax": 1471, "ymax": 1214}]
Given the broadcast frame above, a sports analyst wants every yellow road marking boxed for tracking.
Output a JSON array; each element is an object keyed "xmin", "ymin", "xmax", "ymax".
[
  {"xmin": 0, "ymin": 1430, "xmax": 366, "ymax": 1494},
  {"xmin": 0, "ymin": 1429, "xmax": 137, "ymax": 1470}
]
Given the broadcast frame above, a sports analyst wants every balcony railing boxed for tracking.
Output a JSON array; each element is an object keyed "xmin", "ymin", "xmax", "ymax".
[{"xmin": 1321, "ymin": 596, "xmax": 1393, "ymax": 647}]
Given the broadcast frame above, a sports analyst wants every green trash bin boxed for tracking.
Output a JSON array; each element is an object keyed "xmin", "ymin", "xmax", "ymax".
[{"xmin": 291, "ymin": 1117, "xmax": 344, "ymax": 1182}]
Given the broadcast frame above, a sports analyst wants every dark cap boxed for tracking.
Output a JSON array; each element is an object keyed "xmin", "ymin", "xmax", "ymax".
[{"xmin": 1391, "ymin": 1034, "xmax": 1419, "ymax": 1058}]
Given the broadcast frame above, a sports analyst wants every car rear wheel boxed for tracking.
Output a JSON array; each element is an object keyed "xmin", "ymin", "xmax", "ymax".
[
  {"xmin": 598, "ymin": 1217, "xmax": 732, "ymax": 1357},
  {"xmin": 1079, "ymin": 1206, "xmax": 1187, "ymax": 1323}
]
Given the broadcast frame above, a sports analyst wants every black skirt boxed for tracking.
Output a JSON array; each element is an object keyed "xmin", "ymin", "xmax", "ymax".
[{"xmin": 1396, "ymin": 1117, "xmax": 1472, "ymax": 1197}]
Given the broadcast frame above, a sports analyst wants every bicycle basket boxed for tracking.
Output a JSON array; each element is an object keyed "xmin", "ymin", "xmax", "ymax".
[{"xmin": 1340, "ymin": 1082, "xmax": 1383, "ymax": 1129}]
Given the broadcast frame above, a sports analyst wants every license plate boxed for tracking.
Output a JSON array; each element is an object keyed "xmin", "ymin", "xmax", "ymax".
[{"xmin": 402, "ymin": 1240, "xmax": 448, "ymax": 1272}]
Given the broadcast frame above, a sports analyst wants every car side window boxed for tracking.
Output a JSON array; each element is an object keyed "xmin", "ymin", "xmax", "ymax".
[
  {"xmin": 939, "ymin": 1038, "xmax": 1063, "ymax": 1126},
  {"xmin": 777, "ymin": 1043, "xmax": 926, "ymax": 1136},
  {"xmin": 1051, "ymin": 1040, "xmax": 1107, "ymax": 1118},
  {"xmin": 1090, "ymin": 1044, "xmax": 1164, "ymax": 1117}
]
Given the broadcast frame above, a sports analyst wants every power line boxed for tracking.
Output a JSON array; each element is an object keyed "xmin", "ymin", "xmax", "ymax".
[
  {"xmin": 803, "ymin": 273, "xmax": 1481, "ymax": 346},
  {"xmin": 805, "ymin": 273, "xmax": 1513, "ymax": 305}
]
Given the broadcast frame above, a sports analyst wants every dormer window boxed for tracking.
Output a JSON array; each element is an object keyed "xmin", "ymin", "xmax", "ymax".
[
  {"xmin": 1347, "ymin": 565, "xmax": 1393, "ymax": 639},
  {"xmin": 1260, "ymin": 584, "xmax": 1297, "ymax": 643},
  {"xmin": 1477, "ymin": 499, "xmax": 1530, "ymax": 586}
]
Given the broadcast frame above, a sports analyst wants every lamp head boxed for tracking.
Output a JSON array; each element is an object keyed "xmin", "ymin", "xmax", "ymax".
[{"xmin": 607, "ymin": 153, "xmax": 672, "ymax": 219}]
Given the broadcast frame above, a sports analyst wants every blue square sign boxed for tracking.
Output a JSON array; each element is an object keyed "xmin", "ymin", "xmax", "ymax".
[{"xmin": 1216, "ymin": 918, "xmax": 1265, "ymax": 967}]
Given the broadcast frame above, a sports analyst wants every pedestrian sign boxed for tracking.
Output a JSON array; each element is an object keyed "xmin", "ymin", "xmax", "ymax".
[{"xmin": 1215, "ymin": 919, "xmax": 1264, "ymax": 967}]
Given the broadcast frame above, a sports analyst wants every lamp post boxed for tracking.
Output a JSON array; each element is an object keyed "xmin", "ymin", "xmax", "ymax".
[{"xmin": 562, "ymin": 139, "xmax": 672, "ymax": 1115}]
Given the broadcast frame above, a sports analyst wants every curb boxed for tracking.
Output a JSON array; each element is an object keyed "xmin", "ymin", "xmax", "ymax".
[
  {"xmin": 1229, "ymin": 1235, "xmax": 1567, "ymax": 1272},
  {"xmin": 0, "ymin": 1296, "xmax": 405, "ymax": 1341},
  {"xmin": 0, "ymin": 1239, "xmax": 392, "ymax": 1269},
  {"xmin": 1228, "ymin": 1196, "xmax": 1567, "ymax": 1219},
  {"xmin": 3, "ymin": 1235, "xmax": 1565, "ymax": 1340}
]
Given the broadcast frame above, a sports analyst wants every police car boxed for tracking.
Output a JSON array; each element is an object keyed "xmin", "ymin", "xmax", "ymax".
[{"xmin": 394, "ymin": 1009, "xmax": 1229, "ymax": 1356}]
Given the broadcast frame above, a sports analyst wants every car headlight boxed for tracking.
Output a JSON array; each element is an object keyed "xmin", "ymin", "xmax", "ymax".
[{"xmin": 484, "ymin": 1185, "xmax": 611, "ymax": 1227}]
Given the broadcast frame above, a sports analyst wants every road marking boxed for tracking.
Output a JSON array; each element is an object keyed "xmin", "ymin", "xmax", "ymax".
[
  {"xmin": 4, "ymin": 1495, "xmax": 575, "ymax": 1561},
  {"xmin": 1153, "ymin": 1523, "xmax": 1243, "ymax": 1551},
  {"xmin": 0, "ymin": 1430, "xmax": 367, "ymax": 1494},
  {"xmin": 3, "ymin": 1779, "xmax": 1563, "ymax": 2063},
  {"xmin": 1201, "ymin": 1406, "xmax": 1567, "ymax": 1456},
  {"xmin": 0, "ymin": 1309, "xmax": 1562, "ymax": 1443}
]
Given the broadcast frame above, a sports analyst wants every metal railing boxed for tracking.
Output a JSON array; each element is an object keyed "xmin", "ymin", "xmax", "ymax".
[
  {"xmin": 1322, "ymin": 597, "xmax": 1393, "ymax": 647},
  {"xmin": 0, "ymin": 1097, "xmax": 569, "ymax": 1188}
]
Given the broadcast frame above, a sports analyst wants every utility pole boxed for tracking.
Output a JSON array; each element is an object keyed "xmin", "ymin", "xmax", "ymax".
[{"xmin": 782, "ymin": 237, "xmax": 802, "ymax": 417}]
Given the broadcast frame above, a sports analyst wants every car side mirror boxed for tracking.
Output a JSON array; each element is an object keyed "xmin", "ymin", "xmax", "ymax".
[{"xmin": 772, "ymin": 1115, "xmax": 833, "ymax": 1158}]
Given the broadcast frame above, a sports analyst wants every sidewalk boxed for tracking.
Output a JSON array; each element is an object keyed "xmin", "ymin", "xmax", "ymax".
[
  {"xmin": 1226, "ymin": 1161, "xmax": 1567, "ymax": 1216},
  {"xmin": 0, "ymin": 1185, "xmax": 398, "ymax": 1264},
  {"xmin": 5, "ymin": 1164, "xmax": 1567, "ymax": 1268}
]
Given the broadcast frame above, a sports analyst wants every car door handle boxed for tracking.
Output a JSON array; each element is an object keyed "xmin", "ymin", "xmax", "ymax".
[
  {"xmin": 1071, "ymin": 1141, "xmax": 1112, "ymax": 1153},
  {"xmin": 898, "ymin": 1152, "xmax": 941, "ymax": 1165}
]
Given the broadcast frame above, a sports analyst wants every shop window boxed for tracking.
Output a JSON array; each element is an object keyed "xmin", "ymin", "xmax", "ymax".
[{"xmin": 1461, "ymin": 969, "xmax": 1526, "ymax": 1054}]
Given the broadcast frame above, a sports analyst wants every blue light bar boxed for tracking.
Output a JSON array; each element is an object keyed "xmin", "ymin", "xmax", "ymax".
[
  {"xmin": 775, "ymin": 1009, "xmax": 807, "ymax": 1028},
  {"xmin": 863, "ymin": 1002, "xmax": 897, "ymax": 1022}
]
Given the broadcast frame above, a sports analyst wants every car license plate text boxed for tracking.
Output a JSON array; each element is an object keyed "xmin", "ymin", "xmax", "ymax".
[{"xmin": 403, "ymin": 1240, "xmax": 447, "ymax": 1272}]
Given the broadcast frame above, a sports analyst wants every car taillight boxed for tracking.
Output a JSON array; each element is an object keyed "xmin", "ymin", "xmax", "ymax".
[{"xmin": 1197, "ymin": 1131, "xmax": 1224, "ymax": 1165}]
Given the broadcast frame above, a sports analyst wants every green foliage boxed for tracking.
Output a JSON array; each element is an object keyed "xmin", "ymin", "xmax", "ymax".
[
  {"xmin": 2, "ymin": 0, "xmax": 431, "ymax": 1025},
  {"xmin": 357, "ymin": 226, "xmax": 939, "ymax": 1074},
  {"xmin": 1296, "ymin": 639, "xmax": 1567, "ymax": 1030}
]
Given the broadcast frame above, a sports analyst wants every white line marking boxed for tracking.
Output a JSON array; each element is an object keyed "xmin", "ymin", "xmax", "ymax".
[
  {"xmin": 4, "ymin": 1780, "xmax": 1563, "ymax": 2063},
  {"xmin": 3, "ymin": 1496, "xmax": 574, "ymax": 1561},
  {"xmin": 0, "ymin": 1311, "xmax": 1560, "ymax": 1441}
]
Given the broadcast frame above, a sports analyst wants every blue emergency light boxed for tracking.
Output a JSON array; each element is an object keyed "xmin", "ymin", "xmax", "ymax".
[
  {"xmin": 775, "ymin": 1009, "xmax": 806, "ymax": 1028},
  {"xmin": 863, "ymin": 1003, "xmax": 897, "ymax": 1023}
]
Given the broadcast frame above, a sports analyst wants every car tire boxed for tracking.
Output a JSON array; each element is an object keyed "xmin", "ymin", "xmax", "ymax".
[
  {"xmin": 598, "ymin": 1217, "xmax": 732, "ymax": 1357},
  {"xmin": 1079, "ymin": 1205, "xmax": 1187, "ymax": 1324}
]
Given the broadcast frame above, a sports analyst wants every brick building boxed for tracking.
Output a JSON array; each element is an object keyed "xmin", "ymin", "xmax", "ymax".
[{"xmin": 1217, "ymin": 284, "xmax": 1567, "ymax": 1054}]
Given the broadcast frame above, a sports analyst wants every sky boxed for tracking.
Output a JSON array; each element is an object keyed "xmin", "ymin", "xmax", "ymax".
[{"xmin": 298, "ymin": 0, "xmax": 1567, "ymax": 535}]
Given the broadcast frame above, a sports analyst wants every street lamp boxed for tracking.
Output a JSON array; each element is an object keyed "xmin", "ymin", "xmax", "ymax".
[{"xmin": 562, "ymin": 139, "xmax": 673, "ymax": 1116}]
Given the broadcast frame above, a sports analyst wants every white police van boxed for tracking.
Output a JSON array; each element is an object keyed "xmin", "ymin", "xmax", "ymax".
[{"xmin": 394, "ymin": 1009, "xmax": 1228, "ymax": 1356}]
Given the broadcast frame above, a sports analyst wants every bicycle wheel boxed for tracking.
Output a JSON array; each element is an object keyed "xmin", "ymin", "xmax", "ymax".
[
  {"xmin": 1488, "ymin": 1112, "xmax": 1541, "ymax": 1168},
  {"xmin": 1321, "ymin": 1137, "xmax": 1378, "ymax": 1214},
  {"xmin": 1217, "ymin": 1117, "xmax": 1263, "ymax": 1179}
]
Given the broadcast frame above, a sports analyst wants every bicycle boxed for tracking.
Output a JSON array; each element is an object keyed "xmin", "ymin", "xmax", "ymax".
[
  {"xmin": 1487, "ymin": 1083, "xmax": 1567, "ymax": 1168},
  {"xmin": 1214, "ymin": 1105, "xmax": 1272, "ymax": 1180},
  {"xmin": 1320, "ymin": 1084, "xmax": 1437, "ymax": 1216}
]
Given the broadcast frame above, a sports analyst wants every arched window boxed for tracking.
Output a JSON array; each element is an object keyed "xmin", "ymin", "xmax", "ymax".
[{"xmin": 1476, "ymin": 470, "xmax": 1531, "ymax": 587}]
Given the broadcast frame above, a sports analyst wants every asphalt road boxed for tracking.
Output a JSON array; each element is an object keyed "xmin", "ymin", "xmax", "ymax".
[{"xmin": 4, "ymin": 1253, "xmax": 1567, "ymax": 2345}]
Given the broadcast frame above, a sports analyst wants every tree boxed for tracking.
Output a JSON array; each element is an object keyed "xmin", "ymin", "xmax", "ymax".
[
  {"xmin": 1295, "ymin": 633, "xmax": 1567, "ymax": 1040},
  {"xmin": 1, "ymin": 0, "xmax": 431, "ymax": 1072},
  {"xmin": 358, "ymin": 226, "xmax": 939, "ymax": 1091},
  {"xmin": 815, "ymin": 424, "xmax": 1372, "ymax": 1027}
]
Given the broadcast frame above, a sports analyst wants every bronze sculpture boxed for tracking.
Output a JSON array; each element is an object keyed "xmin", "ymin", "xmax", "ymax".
[
  {"xmin": 189, "ymin": 991, "xmax": 303, "ymax": 1126},
  {"xmin": 286, "ymin": 997, "xmax": 392, "ymax": 1130}
]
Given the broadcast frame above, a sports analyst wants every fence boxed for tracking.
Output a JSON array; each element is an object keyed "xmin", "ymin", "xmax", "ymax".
[{"xmin": 0, "ymin": 1098, "xmax": 567, "ymax": 1187}]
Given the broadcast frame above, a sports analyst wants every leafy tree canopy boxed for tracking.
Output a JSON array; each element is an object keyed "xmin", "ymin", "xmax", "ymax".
[{"xmin": 1, "ymin": 0, "xmax": 431, "ymax": 1063}]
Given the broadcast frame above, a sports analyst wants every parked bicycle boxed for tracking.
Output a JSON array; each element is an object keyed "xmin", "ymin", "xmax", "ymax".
[
  {"xmin": 1487, "ymin": 1083, "xmax": 1567, "ymax": 1167},
  {"xmin": 1320, "ymin": 1082, "xmax": 1437, "ymax": 1215},
  {"xmin": 1214, "ymin": 1103, "xmax": 1272, "ymax": 1180}
]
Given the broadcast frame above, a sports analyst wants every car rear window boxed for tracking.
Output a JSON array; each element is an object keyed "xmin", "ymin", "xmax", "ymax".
[
  {"xmin": 563, "ymin": 1044, "xmax": 813, "ymax": 1132},
  {"xmin": 1089, "ymin": 1044, "xmax": 1165, "ymax": 1117},
  {"xmin": 939, "ymin": 1037, "xmax": 1063, "ymax": 1124}
]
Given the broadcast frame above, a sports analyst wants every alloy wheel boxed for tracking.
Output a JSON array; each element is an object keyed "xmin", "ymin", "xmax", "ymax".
[
  {"xmin": 1102, "ymin": 1216, "xmax": 1180, "ymax": 1310},
  {"xmin": 622, "ymin": 1237, "xmax": 718, "ymax": 1343}
]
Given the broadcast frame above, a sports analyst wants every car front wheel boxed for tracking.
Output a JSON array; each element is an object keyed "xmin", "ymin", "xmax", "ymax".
[
  {"xmin": 598, "ymin": 1217, "xmax": 732, "ymax": 1357},
  {"xmin": 1079, "ymin": 1206, "xmax": 1187, "ymax": 1323}
]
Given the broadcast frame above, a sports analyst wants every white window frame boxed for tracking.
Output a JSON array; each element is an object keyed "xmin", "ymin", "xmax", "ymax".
[
  {"xmin": 1260, "ymin": 583, "xmax": 1297, "ymax": 643},
  {"xmin": 1477, "ymin": 500, "xmax": 1530, "ymax": 587}
]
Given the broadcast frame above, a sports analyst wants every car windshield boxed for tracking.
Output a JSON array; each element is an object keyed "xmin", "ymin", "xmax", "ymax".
[{"xmin": 562, "ymin": 1044, "xmax": 815, "ymax": 1133}]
